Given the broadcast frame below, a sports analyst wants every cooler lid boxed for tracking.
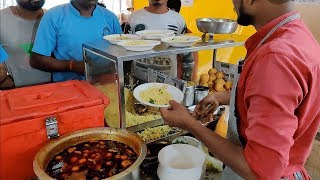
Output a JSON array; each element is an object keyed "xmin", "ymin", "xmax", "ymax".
[{"xmin": 0, "ymin": 80, "xmax": 109, "ymax": 125}]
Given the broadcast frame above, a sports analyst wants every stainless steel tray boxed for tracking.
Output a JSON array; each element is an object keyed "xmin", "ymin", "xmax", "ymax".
[
  {"xmin": 127, "ymin": 106, "xmax": 225, "ymax": 144},
  {"xmin": 127, "ymin": 118, "xmax": 188, "ymax": 144}
]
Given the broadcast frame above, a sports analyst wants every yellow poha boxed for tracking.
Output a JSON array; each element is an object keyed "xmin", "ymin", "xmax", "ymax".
[
  {"xmin": 137, "ymin": 125, "xmax": 177, "ymax": 143},
  {"xmin": 140, "ymin": 85, "xmax": 172, "ymax": 105},
  {"xmin": 95, "ymin": 84, "xmax": 161, "ymax": 127}
]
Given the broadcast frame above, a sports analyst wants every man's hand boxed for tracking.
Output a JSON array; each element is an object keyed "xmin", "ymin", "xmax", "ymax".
[
  {"xmin": 0, "ymin": 63, "xmax": 14, "ymax": 89},
  {"xmin": 193, "ymin": 91, "xmax": 231, "ymax": 120},
  {"xmin": 160, "ymin": 100, "xmax": 198, "ymax": 131},
  {"xmin": 193, "ymin": 93, "xmax": 219, "ymax": 121}
]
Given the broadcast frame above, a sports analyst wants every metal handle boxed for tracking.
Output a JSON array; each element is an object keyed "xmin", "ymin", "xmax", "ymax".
[{"xmin": 45, "ymin": 117, "xmax": 60, "ymax": 139}]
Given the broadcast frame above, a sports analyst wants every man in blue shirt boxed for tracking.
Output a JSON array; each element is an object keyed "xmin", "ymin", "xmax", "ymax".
[{"xmin": 30, "ymin": 0, "xmax": 122, "ymax": 82}]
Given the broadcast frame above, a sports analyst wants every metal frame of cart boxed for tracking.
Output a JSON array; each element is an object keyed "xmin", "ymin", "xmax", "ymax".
[{"xmin": 82, "ymin": 33, "xmax": 245, "ymax": 129}]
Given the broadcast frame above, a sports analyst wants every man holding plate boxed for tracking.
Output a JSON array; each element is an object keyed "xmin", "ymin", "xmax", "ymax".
[{"xmin": 160, "ymin": 0, "xmax": 320, "ymax": 179}]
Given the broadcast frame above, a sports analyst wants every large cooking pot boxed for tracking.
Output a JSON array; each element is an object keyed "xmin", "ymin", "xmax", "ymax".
[{"xmin": 33, "ymin": 127, "xmax": 147, "ymax": 180}]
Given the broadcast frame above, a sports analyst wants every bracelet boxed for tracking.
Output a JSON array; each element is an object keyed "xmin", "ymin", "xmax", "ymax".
[{"xmin": 69, "ymin": 60, "xmax": 74, "ymax": 71}]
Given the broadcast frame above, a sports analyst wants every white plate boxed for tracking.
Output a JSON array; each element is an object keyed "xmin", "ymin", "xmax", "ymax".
[
  {"xmin": 117, "ymin": 40, "xmax": 161, "ymax": 52},
  {"xmin": 161, "ymin": 35, "xmax": 201, "ymax": 47},
  {"xmin": 136, "ymin": 30, "xmax": 175, "ymax": 40},
  {"xmin": 103, "ymin": 34, "xmax": 141, "ymax": 44},
  {"xmin": 133, "ymin": 83, "xmax": 184, "ymax": 108}
]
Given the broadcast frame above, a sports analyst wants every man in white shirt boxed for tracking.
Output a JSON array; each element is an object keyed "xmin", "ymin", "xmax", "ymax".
[{"xmin": 127, "ymin": 0, "xmax": 187, "ymax": 80}]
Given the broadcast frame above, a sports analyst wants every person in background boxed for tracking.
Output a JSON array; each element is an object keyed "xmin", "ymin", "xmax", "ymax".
[
  {"xmin": 166, "ymin": 0, "xmax": 192, "ymax": 34},
  {"xmin": 126, "ymin": 0, "xmax": 186, "ymax": 80},
  {"xmin": 0, "ymin": 44, "xmax": 12, "ymax": 89},
  {"xmin": 30, "ymin": 0, "xmax": 122, "ymax": 82},
  {"xmin": 160, "ymin": 0, "xmax": 320, "ymax": 179},
  {"xmin": 167, "ymin": 0, "xmax": 181, "ymax": 15},
  {"xmin": 167, "ymin": 0, "xmax": 198, "ymax": 80},
  {"xmin": 0, "ymin": 0, "xmax": 51, "ymax": 88},
  {"xmin": 120, "ymin": 7, "xmax": 134, "ymax": 32}
]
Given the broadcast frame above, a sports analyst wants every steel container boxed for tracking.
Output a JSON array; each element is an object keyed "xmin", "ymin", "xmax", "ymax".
[
  {"xmin": 183, "ymin": 85, "xmax": 195, "ymax": 107},
  {"xmin": 196, "ymin": 18, "xmax": 238, "ymax": 34},
  {"xmin": 194, "ymin": 86, "xmax": 209, "ymax": 104}
]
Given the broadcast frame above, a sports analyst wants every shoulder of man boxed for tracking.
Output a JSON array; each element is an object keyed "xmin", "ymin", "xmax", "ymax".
[
  {"xmin": 41, "ymin": 3, "xmax": 68, "ymax": 18},
  {"xmin": 168, "ymin": 10, "xmax": 184, "ymax": 18},
  {"xmin": 167, "ymin": 10, "xmax": 186, "ymax": 33},
  {"xmin": 47, "ymin": 3, "xmax": 67, "ymax": 12}
]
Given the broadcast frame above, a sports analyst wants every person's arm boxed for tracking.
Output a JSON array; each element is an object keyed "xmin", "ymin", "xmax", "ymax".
[
  {"xmin": 0, "ymin": 63, "xmax": 14, "ymax": 89},
  {"xmin": 193, "ymin": 91, "xmax": 230, "ymax": 121},
  {"xmin": 0, "ymin": 45, "xmax": 14, "ymax": 89},
  {"xmin": 186, "ymin": 28, "xmax": 192, "ymax": 33},
  {"xmin": 30, "ymin": 53, "xmax": 84, "ymax": 74},
  {"xmin": 124, "ymin": 13, "xmax": 134, "ymax": 34},
  {"xmin": 0, "ymin": 63, "xmax": 6, "ymax": 83},
  {"xmin": 160, "ymin": 101, "xmax": 257, "ymax": 180},
  {"xmin": 30, "ymin": 11, "xmax": 84, "ymax": 74}
]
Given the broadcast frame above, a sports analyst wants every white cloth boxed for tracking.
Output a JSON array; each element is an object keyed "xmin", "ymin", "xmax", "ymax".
[{"xmin": 128, "ymin": 8, "xmax": 187, "ymax": 78}]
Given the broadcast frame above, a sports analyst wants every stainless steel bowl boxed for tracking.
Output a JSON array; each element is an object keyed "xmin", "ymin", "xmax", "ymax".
[
  {"xmin": 196, "ymin": 18, "xmax": 238, "ymax": 34},
  {"xmin": 194, "ymin": 85, "xmax": 209, "ymax": 104}
]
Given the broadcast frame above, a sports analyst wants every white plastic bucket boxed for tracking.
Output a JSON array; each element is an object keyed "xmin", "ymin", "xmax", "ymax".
[{"xmin": 157, "ymin": 144, "xmax": 206, "ymax": 180}]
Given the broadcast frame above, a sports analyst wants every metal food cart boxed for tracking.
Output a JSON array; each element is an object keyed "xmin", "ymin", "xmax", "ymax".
[{"xmin": 83, "ymin": 33, "xmax": 245, "ymax": 133}]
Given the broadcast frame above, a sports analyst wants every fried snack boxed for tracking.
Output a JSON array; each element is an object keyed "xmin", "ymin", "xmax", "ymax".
[
  {"xmin": 200, "ymin": 81, "xmax": 209, "ymax": 87},
  {"xmin": 215, "ymin": 78, "xmax": 226, "ymax": 85},
  {"xmin": 216, "ymin": 72, "xmax": 225, "ymax": 79},
  {"xmin": 208, "ymin": 68, "xmax": 218, "ymax": 75},
  {"xmin": 209, "ymin": 83, "xmax": 215, "ymax": 92},
  {"xmin": 209, "ymin": 74, "xmax": 217, "ymax": 82},
  {"xmin": 200, "ymin": 74, "xmax": 210, "ymax": 82},
  {"xmin": 224, "ymin": 81, "xmax": 233, "ymax": 90},
  {"xmin": 214, "ymin": 83, "xmax": 226, "ymax": 92}
]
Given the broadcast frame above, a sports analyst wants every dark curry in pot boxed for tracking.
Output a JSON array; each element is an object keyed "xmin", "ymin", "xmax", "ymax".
[{"xmin": 46, "ymin": 140, "xmax": 138, "ymax": 180}]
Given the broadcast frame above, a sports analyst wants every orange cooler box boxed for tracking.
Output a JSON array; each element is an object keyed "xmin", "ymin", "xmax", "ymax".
[{"xmin": 0, "ymin": 80, "xmax": 110, "ymax": 180}]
